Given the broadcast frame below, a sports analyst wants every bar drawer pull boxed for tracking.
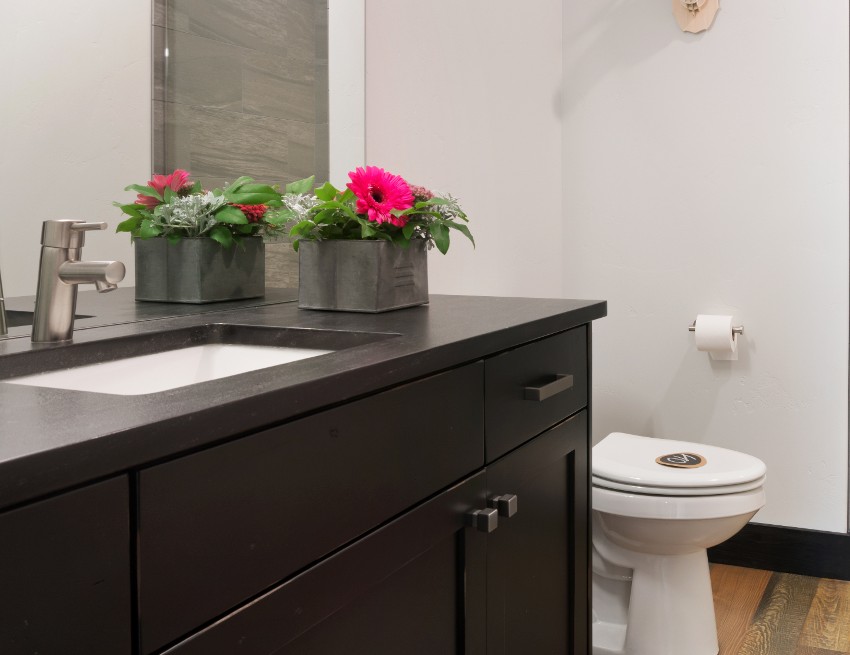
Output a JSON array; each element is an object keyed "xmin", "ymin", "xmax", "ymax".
[{"xmin": 523, "ymin": 374, "xmax": 574, "ymax": 402}]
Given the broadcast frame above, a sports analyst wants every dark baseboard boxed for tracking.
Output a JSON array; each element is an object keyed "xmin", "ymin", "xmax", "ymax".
[{"xmin": 708, "ymin": 522, "xmax": 850, "ymax": 581}]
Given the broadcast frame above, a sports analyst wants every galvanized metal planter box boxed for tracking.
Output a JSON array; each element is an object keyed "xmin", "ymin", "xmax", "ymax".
[
  {"xmin": 134, "ymin": 237, "xmax": 265, "ymax": 304},
  {"xmin": 298, "ymin": 240, "xmax": 428, "ymax": 312}
]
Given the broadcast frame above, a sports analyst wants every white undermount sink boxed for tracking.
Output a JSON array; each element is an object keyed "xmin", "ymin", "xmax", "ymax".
[{"xmin": 6, "ymin": 343, "xmax": 334, "ymax": 395}]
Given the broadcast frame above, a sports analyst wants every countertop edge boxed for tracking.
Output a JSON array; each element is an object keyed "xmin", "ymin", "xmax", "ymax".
[{"xmin": 0, "ymin": 296, "xmax": 606, "ymax": 511}]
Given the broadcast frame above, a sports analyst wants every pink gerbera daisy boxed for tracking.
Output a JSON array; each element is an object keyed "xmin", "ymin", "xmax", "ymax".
[
  {"xmin": 346, "ymin": 166, "xmax": 414, "ymax": 227},
  {"xmin": 137, "ymin": 169, "xmax": 193, "ymax": 208}
]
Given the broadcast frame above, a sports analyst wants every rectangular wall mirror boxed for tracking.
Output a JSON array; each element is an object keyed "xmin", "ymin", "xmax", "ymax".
[{"xmin": 0, "ymin": 0, "xmax": 363, "ymax": 300}]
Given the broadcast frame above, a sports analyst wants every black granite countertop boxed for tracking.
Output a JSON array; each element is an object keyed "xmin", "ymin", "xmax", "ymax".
[{"xmin": 0, "ymin": 289, "xmax": 605, "ymax": 511}]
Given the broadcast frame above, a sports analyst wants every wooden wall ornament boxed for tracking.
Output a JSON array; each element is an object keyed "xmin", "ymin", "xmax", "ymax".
[{"xmin": 673, "ymin": 0, "xmax": 719, "ymax": 33}]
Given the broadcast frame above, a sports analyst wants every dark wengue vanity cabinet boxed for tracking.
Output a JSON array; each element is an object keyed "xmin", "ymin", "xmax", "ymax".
[{"xmin": 0, "ymin": 312, "xmax": 595, "ymax": 655}]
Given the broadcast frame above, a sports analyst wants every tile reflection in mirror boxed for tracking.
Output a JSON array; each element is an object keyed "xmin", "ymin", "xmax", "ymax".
[{"xmin": 151, "ymin": 0, "xmax": 328, "ymax": 186}]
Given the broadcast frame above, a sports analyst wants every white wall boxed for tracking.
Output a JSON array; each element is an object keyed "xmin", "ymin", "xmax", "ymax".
[
  {"xmin": 365, "ymin": 0, "xmax": 564, "ymax": 298},
  {"xmin": 328, "ymin": 0, "xmax": 365, "ymax": 182},
  {"xmin": 366, "ymin": 1, "xmax": 849, "ymax": 532},
  {"xmin": 561, "ymin": 2, "xmax": 848, "ymax": 531},
  {"xmin": 1, "ymin": 1, "xmax": 150, "ymax": 297}
]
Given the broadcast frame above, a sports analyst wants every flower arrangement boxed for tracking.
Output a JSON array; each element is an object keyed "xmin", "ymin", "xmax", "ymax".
[
  {"xmin": 115, "ymin": 169, "xmax": 286, "ymax": 247},
  {"xmin": 282, "ymin": 166, "xmax": 474, "ymax": 254}
]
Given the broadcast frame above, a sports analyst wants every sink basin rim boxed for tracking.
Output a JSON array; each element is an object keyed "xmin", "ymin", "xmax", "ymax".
[
  {"xmin": 0, "ymin": 323, "xmax": 399, "ymax": 387},
  {"xmin": 4, "ymin": 342, "xmax": 336, "ymax": 395}
]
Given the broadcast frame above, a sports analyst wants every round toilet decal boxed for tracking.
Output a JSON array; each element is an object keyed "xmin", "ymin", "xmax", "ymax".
[{"xmin": 655, "ymin": 452, "xmax": 707, "ymax": 468}]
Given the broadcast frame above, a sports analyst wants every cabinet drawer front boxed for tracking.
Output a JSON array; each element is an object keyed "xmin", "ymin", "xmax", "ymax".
[
  {"xmin": 139, "ymin": 362, "xmax": 484, "ymax": 654},
  {"xmin": 162, "ymin": 472, "xmax": 487, "ymax": 655},
  {"xmin": 485, "ymin": 327, "xmax": 587, "ymax": 461}
]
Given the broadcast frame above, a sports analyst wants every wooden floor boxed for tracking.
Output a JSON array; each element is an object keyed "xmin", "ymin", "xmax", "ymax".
[{"xmin": 712, "ymin": 564, "xmax": 850, "ymax": 655}]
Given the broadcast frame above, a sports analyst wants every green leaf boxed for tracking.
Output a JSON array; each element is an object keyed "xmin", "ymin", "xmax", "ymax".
[
  {"xmin": 314, "ymin": 181, "xmax": 339, "ymax": 202},
  {"xmin": 166, "ymin": 233, "xmax": 182, "ymax": 245},
  {"xmin": 225, "ymin": 176, "xmax": 254, "ymax": 193},
  {"xmin": 410, "ymin": 209, "xmax": 441, "ymax": 220},
  {"xmin": 191, "ymin": 181, "xmax": 203, "ymax": 194},
  {"xmin": 124, "ymin": 184, "xmax": 162, "ymax": 201},
  {"xmin": 139, "ymin": 219, "xmax": 162, "ymax": 239},
  {"xmin": 235, "ymin": 224, "xmax": 255, "ymax": 234},
  {"xmin": 114, "ymin": 203, "xmax": 146, "ymax": 221},
  {"xmin": 360, "ymin": 222, "xmax": 376, "ymax": 238},
  {"xmin": 116, "ymin": 216, "xmax": 142, "ymax": 233},
  {"xmin": 285, "ymin": 175, "xmax": 315, "ymax": 195},
  {"xmin": 392, "ymin": 233, "xmax": 411, "ymax": 248},
  {"xmin": 446, "ymin": 221, "xmax": 475, "ymax": 247},
  {"xmin": 225, "ymin": 191, "xmax": 279, "ymax": 205},
  {"xmin": 427, "ymin": 197, "xmax": 452, "ymax": 206},
  {"xmin": 214, "ymin": 206, "xmax": 248, "ymax": 224},
  {"xmin": 237, "ymin": 183, "xmax": 278, "ymax": 195},
  {"xmin": 289, "ymin": 220, "xmax": 316, "ymax": 237},
  {"xmin": 163, "ymin": 186, "xmax": 175, "ymax": 203},
  {"xmin": 402, "ymin": 223, "xmax": 416, "ymax": 240},
  {"xmin": 313, "ymin": 208, "xmax": 343, "ymax": 225},
  {"xmin": 292, "ymin": 238, "xmax": 300, "ymax": 252},
  {"xmin": 322, "ymin": 200, "xmax": 360, "ymax": 221},
  {"xmin": 339, "ymin": 188, "xmax": 355, "ymax": 203},
  {"xmin": 209, "ymin": 225, "xmax": 234, "ymax": 248},
  {"xmin": 265, "ymin": 209, "xmax": 294, "ymax": 225},
  {"xmin": 430, "ymin": 223, "xmax": 450, "ymax": 254}
]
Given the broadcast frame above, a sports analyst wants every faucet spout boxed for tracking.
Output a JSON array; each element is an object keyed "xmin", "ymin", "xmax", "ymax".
[
  {"xmin": 95, "ymin": 280, "xmax": 120, "ymax": 293},
  {"xmin": 31, "ymin": 220, "xmax": 126, "ymax": 343},
  {"xmin": 58, "ymin": 260, "xmax": 125, "ymax": 291}
]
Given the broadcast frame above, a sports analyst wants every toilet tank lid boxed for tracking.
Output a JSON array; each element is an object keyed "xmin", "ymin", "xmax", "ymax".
[{"xmin": 592, "ymin": 432, "xmax": 766, "ymax": 490}]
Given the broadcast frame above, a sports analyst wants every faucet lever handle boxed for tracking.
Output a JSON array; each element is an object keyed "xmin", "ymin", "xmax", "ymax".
[
  {"xmin": 70, "ymin": 222, "xmax": 107, "ymax": 232},
  {"xmin": 41, "ymin": 220, "xmax": 108, "ymax": 248}
]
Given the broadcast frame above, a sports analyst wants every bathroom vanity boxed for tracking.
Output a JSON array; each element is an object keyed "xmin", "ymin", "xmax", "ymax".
[{"xmin": 0, "ymin": 291, "xmax": 605, "ymax": 654}]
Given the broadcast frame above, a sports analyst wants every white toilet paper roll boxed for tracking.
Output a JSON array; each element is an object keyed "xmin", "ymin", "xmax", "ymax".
[{"xmin": 694, "ymin": 314, "xmax": 737, "ymax": 359}]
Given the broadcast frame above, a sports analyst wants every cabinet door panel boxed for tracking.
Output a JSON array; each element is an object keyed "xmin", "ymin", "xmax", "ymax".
[
  {"xmin": 139, "ymin": 362, "xmax": 484, "ymax": 653},
  {"xmin": 486, "ymin": 411, "xmax": 589, "ymax": 655},
  {"xmin": 0, "ymin": 477, "xmax": 131, "ymax": 655},
  {"xmin": 164, "ymin": 472, "xmax": 487, "ymax": 655}
]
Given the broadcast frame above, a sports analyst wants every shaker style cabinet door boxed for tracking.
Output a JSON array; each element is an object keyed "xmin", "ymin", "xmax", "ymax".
[
  {"xmin": 0, "ymin": 476, "xmax": 131, "ymax": 655},
  {"xmin": 485, "ymin": 411, "xmax": 589, "ymax": 655},
  {"xmin": 163, "ymin": 471, "xmax": 488, "ymax": 655}
]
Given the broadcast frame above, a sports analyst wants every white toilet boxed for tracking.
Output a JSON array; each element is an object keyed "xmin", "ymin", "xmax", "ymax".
[{"xmin": 591, "ymin": 432, "xmax": 766, "ymax": 655}]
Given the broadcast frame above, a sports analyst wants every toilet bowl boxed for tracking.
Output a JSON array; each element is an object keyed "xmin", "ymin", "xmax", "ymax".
[{"xmin": 591, "ymin": 432, "xmax": 766, "ymax": 655}]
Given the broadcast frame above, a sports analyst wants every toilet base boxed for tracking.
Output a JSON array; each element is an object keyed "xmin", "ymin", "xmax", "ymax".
[
  {"xmin": 592, "ymin": 620, "xmax": 627, "ymax": 655},
  {"xmin": 593, "ymin": 533, "xmax": 720, "ymax": 655}
]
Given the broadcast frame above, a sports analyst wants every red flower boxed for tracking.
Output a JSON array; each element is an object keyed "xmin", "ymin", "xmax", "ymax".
[
  {"xmin": 346, "ymin": 166, "xmax": 413, "ymax": 227},
  {"xmin": 232, "ymin": 204, "xmax": 268, "ymax": 223},
  {"xmin": 137, "ymin": 169, "xmax": 193, "ymax": 208},
  {"xmin": 409, "ymin": 184, "xmax": 434, "ymax": 203}
]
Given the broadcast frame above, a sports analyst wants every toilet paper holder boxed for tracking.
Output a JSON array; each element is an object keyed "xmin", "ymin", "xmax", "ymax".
[{"xmin": 688, "ymin": 321, "xmax": 744, "ymax": 336}]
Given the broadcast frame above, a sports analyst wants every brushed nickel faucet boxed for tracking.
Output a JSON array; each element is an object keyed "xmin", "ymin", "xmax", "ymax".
[{"xmin": 31, "ymin": 220, "xmax": 125, "ymax": 343}]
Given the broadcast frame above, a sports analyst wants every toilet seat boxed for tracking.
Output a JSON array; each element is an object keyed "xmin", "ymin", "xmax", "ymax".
[
  {"xmin": 592, "ymin": 474, "xmax": 766, "ymax": 496},
  {"xmin": 593, "ymin": 485, "xmax": 766, "ymax": 520},
  {"xmin": 593, "ymin": 432, "xmax": 766, "ymax": 493}
]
